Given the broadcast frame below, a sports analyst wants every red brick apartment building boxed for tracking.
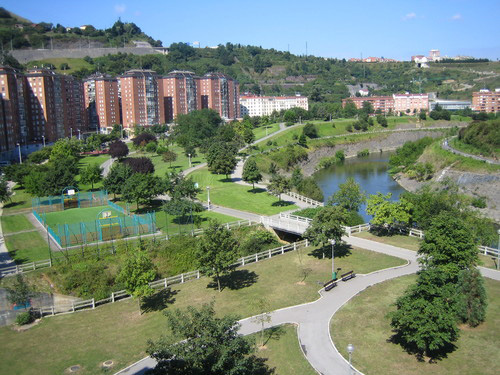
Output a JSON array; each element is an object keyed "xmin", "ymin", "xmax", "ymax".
[
  {"xmin": 160, "ymin": 70, "xmax": 198, "ymax": 123},
  {"xmin": 84, "ymin": 74, "xmax": 121, "ymax": 131},
  {"xmin": 472, "ymin": 89, "xmax": 500, "ymax": 112},
  {"xmin": 0, "ymin": 66, "xmax": 25, "ymax": 152},
  {"xmin": 342, "ymin": 96, "xmax": 394, "ymax": 113},
  {"xmin": 342, "ymin": 93, "xmax": 429, "ymax": 114}
]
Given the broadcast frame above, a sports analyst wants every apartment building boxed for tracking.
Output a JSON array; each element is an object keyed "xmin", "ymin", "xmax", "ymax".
[
  {"xmin": 84, "ymin": 74, "xmax": 121, "ymax": 131},
  {"xmin": 197, "ymin": 72, "xmax": 240, "ymax": 120},
  {"xmin": 472, "ymin": 89, "xmax": 500, "ymax": 113},
  {"xmin": 0, "ymin": 66, "xmax": 26, "ymax": 152},
  {"xmin": 341, "ymin": 96, "xmax": 394, "ymax": 114},
  {"xmin": 393, "ymin": 93, "xmax": 429, "ymax": 114},
  {"xmin": 240, "ymin": 95, "xmax": 309, "ymax": 117},
  {"xmin": 119, "ymin": 69, "xmax": 164, "ymax": 128},
  {"xmin": 160, "ymin": 70, "xmax": 198, "ymax": 123}
]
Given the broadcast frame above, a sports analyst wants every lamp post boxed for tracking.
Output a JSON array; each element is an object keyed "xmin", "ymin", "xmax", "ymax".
[
  {"xmin": 70, "ymin": 127, "xmax": 73, "ymax": 138},
  {"xmin": 42, "ymin": 135, "xmax": 45, "ymax": 147},
  {"xmin": 497, "ymin": 229, "xmax": 500, "ymax": 270},
  {"xmin": 77, "ymin": 129, "xmax": 81, "ymax": 140},
  {"xmin": 347, "ymin": 344, "xmax": 354, "ymax": 374},
  {"xmin": 16, "ymin": 143, "xmax": 22, "ymax": 164},
  {"xmin": 207, "ymin": 186, "xmax": 211, "ymax": 210},
  {"xmin": 188, "ymin": 153, "xmax": 191, "ymax": 168},
  {"xmin": 120, "ymin": 124, "xmax": 123, "ymax": 139},
  {"xmin": 331, "ymin": 239, "xmax": 336, "ymax": 280}
]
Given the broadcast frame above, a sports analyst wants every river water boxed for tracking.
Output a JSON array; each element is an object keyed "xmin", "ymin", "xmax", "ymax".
[{"xmin": 313, "ymin": 151, "xmax": 406, "ymax": 222}]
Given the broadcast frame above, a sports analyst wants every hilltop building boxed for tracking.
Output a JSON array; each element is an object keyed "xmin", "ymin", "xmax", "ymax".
[{"xmin": 240, "ymin": 95, "xmax": 308, "ymax": 117}]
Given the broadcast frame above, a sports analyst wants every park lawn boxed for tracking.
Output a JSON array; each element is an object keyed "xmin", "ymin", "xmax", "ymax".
[
  {"xmin": 155, "ymin": 209, "xmax": 240, "ymax": 236},
  {"xmin": 450, "ymin": 137, "xmax": 499, "ymax": 158},
  {"xmin": 190, "ymin": 167, "xmax": 298, "ymax": 215},
  {"xmin": 478, "ymin": 254, "xmax": 499, "ymax": 270},
  {"xmin": 253, "ymin": 123, "xmax": 281, "ymax": 140},
  {"xmin": 76, "ymin": 154, "xmax": 110, "ymax": 192},
  {"xmin": 5, "ymin": 231, "xmax": 50, "ymax": 263},
  {"xmin": 331, "ymin": 275, "xmax": 499, "ymax": 375},
  {"xmin": 0, "ymin": 245, "xmax": 405, "ymax": 375},
  {"xmin": 2, "ymin": 185, "xmax": 33, "ymax": 214},
  {"xmin": 44, "ymin": 205, "xmax": 126, "ymax": 228},
  {"xmin": 0, "ymin": 214, "xmax": 34, "ymax": 234},
  {"xmin": 27, "ymin": 58, "xmax": 93, "ymax": 75},
  {"xmin": 252, "ymin": 324, "xmax": 317, "ymax": 375},
  {"xmin": 354, "ymin": 231, "xmax": 422, "ymax": 251}
]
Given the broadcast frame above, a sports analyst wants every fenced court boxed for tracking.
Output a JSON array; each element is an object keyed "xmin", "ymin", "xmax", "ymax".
[{"xmin": 32, "ymin": 191, "xmax": 156, "ymax": 247}]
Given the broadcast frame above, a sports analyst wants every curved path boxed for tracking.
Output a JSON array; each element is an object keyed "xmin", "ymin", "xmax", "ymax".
[{"xmin": 442, "ymin": 136, "xmax": 500, "ymax": 165}]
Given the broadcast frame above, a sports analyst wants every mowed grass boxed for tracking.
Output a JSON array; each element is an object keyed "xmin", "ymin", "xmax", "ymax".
[
  {"xmin": 0, "ymin": 245, "xmax": 405, "ymax": 374},
  {"xmin": 331, "ymin": 275, "xmax": 500, "ymax": 375},
  {"xmin": 5, "ymin": 231, "xmax": 50, "ymax": 263},
  {"xmin": 155, "ymin": 209, "xmax": 240, "ymax": 235},
  {"xmin": 76, "ymin": 154, "xmax": 110, "ymax": 191},
  {"xmin": 252, "ymin": 324, "xmax": 316, "ymax": 375},
  {"xmin": 253, "ymin": 123, "xmax": 281, "ymax": 140},
  {"xmin": 44, "ymin": 206, "xmax": 126, "ymax": 228},
  {"xmin": 190, "ymin": 167, "xmax": 298, "ymax": 215},
  {"xmin": 2, "ymin": 185, "xmax": 33, "ymax": 214},
  {"xmin": 354, "ymin": 231, "xmax": 422, "ymax": 251},
  {"xmin": 27, "ymin": 58, "xmax": 94, "ymax": 75},
  {"xmin": 0, "ymin": 214, "xmax": 34, "ymax": 234}
]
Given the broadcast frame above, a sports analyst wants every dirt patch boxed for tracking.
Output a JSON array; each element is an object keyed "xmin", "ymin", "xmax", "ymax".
[
  {"xmin": 12, "ymin": 318, "xmax": 42, "ymax": 331},
  {"xmin": 295, "ymin": 281, "xmax": 306, "ymax": 285}
]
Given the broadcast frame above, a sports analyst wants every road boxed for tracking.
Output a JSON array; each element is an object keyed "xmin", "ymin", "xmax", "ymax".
[{"xmin": 442, "ymin": 136, "xmax": 500, "ymax": 165}]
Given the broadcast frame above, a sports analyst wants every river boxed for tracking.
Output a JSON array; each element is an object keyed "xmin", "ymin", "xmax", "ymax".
[{"xmin": 313, "ymin": 151, "xmax": 406, "ymax": 222}]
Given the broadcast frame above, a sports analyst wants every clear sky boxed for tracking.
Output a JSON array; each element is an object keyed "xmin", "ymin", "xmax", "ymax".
[{"xmin": 3, "ymin": 0, "xmax": 499, "ymax": 60}]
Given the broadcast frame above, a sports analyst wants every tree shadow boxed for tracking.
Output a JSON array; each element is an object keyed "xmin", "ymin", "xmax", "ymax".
[
  {"xmin": 3, "ymin": 200, "xmax": 25, "ymax": 209},
  {"xmin": 231, "ymin": 177, "xmax": 242, "ymax": 183},
  {"xmin": 387, "ymin": 331, "xmax": 457, "ymax": 362},
  {"xmin": 271, "ymin": 200, "xmax": 294, "ymax": 207},
  {"xmin": 140, "ymin": 288, "xmax": 178, "ymax": 313},
  {"xmin": 263, "ymin": 325, "xmax": 287, "ymax": 346},
  {"xmin": 134, "ymin": 199, "xmax": 163, "ymax": 214},
  {"xmin": 248, "ymin": 188, "xmax": 266, "ymax": 194},
  {"xmin": 308, "ymin": 242, "xmax": 352, "ymax": 259},
  {"xmin": 207, "ymin": 270, "xmax": 259, "ymax": 291}
]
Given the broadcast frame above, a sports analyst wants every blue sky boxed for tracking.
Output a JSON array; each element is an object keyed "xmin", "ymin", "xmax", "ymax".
[{"xmin": 4, "ymin": 0, "xmax": 499, "ymax": 60}]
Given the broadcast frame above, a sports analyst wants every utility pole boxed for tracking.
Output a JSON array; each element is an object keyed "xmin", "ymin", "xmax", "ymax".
[{"xmin": 305, "ymin": 42, "xmax": 308, "ymax": 60}]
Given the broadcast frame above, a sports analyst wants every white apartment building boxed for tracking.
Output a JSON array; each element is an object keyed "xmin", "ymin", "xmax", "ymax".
[{"xmin": 240, "ymin": 95, "xmax": 309, "ymax": 117}]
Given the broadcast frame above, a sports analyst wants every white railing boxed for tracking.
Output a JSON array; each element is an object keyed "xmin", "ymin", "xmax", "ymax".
[
  {"xmin": 279, "ymin": 213, "xmax": 313, "ymax": 223},
  {"xmin": 286, "ymin": 191, "xmax": 324, "ymax": 207},
  {"xmin": 348, "ymin": 223, "xmax": 371, "ymax": 234},
  {"xmin": 479, "ymin": 245, "xmax": 500, "ymax": 258},
  {"xmin": 409, "ymin": 228, "xmax": 424, "ymax": 239},
  {"xmin": 260, "ymin": 216, "xmax": 310, "ymax": 234},
  {"xmin": 0, "ymin": 259, "xmax": 53, "ymax": 277}
]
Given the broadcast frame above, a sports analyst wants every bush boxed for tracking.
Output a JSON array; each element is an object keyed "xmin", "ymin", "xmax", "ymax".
[
  {"xmin": 145, "ymin": 141, "xmax": 158, "ymax": 153},
  {"xmin": 346, "ymin": 124, "xmax": 353, "ymax": 132},
  {"xmin": 15, "ymin": 311, "xmax": 34, "ymax": 326},
  {"xmin": 108, "ymin": 140, "xmax": 129, "ymax": 159},
  {"xmin": 27, "ymin": 147, "xmax": 52, "ymax": 164},
  {"xmin": 297, "ymin": 177, "xmax": 324, "ymax": 201},
  {"xmin": 132, "ymin": 133, "xmax": 156, "ymax": 148},
  {"xmin": 302, "ymin": 123, "xmax": 318, "ymax": 138},
  {"xmin": 357, "ymin": 149, "xmax": 370, "ymax": 158},
  {"xmin": 293, "ymin": 207, "xmax": 323, "ymax": 219},
  {"xmin": 471, "ymin": 196, "xmax": 487, "ymax": 209},
  {"xmin": 122, "ymin": 157, "xmax": 155, "ymax": 174},
  {"xmin": 238, "ymin": 230, "xmax": 280, "ymax": 256}
]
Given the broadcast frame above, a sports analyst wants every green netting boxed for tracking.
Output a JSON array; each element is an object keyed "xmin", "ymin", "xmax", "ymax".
[{"xmin": 32, "ymin": 191, "xmax": 109, "ymax": 213}]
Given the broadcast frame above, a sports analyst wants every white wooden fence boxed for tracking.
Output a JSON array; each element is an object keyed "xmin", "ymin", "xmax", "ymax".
[
  {"xmin": 285, "ymin": 191, "xmax": 324, "ymax": 207},
  {"xmin": 0, "ymin": 259, "xmax": 53, "ymax": 277}
]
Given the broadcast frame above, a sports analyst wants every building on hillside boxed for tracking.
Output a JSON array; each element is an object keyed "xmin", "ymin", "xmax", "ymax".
[
  {"xmin": 240, "ymin": 95, "xmax": 309, "ymax": 117},
  {"xmin": 0, "ymin": 66, "xmax": 26, "ymax": 152},
  {"xmin": 393, "ymin": 93, "xmax": 429, "ymax": 114},
  {"xmin": 429, "ymin": 99, "xmax": 471, "ymax": 112},
  {"xmin": 160, "ymin": 70, "xmax": 198, "ymax": 123},
  {"xmin": 119, "ymin": 69, "xmax": 164, "ymax": 128},
  {"xmin": 429, "ymin": 49, "xmax": 441, "ymax": 61},
  {"xmin": 84, "ymin": 74, "xmax": 121, "ymax": 132},
  {"xmin": 472, "ymin": 89, "xmax": 500, "ymax": 113},
  {"xmin": 197, "ymin": 72, "xmax": 240, "ymax": 120},
  {"xmin": 341, "ymin": 96, "xmax": 394, "ymax": 114},
  {"xmin": 358, "ymin": 88, "xmax": 369, "ymax": 96}
]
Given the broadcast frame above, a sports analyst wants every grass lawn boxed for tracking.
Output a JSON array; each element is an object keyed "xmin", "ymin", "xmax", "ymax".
[
  {"xmin": 354, "ymin": 231, "xmax": 422, "ymax": 251},
  {"xmin": 0, "ymin": 245, "xmax": 405, "ymax": 374},
  {"xmin": 76, "ymin": 154, "xmax": 110, "ymax": 192},
  {"xmin": 252, "ymin": 324, "xmax": 316, "ymax": 375},
  {"xmin": 5, "ymin": 231, "xmax": 50, "ymax": 263},
  {"xmin": 449, "ymin": 137, "xmax": 499, "ymax": 159},
  {"xmin": 253, "ymin": 123, "xmax": 281, "ymax": 140},
  {"xmin": 0, "ymin": 214, "xmax": 34, "ymax": 234},
  {"xmin": 155, "ymin": 209, "xmax": 239, "ymax": 236},
  {"xmin": 44, "ymin": 206, "xmax": 126, "ymax": 228},
  {"xmin": 2, "ymin": 185, "xmax": 33, "ymax": 214},
  {"xmin": 331, "ymin": 275, "xmax": 500, "ymax": 375},
  {"xmin": 27, "ymin": 58, "xmax": 93, "ymax": 75},
  {"xmin": 190, "ymin": 167, "xmax": 298, "ymax": 215}
]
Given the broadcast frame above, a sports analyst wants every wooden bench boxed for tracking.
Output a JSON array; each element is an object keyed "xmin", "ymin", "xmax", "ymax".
[
  {"xmin": 323, "ymin": 278, "xmax": 338, "ymax": 292},
  {"xmin": 341, "ymin": 270, "xmax": 356, "ymax": 282}
]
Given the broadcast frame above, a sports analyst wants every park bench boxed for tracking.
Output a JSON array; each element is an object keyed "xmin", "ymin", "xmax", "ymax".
[
  {"xmin": 341, "ymin": 270, "xmax": 356, "ymax": 282},
  {"xmin": 323, "ymin": 278, "xmax": 338, "ymax": 292}
]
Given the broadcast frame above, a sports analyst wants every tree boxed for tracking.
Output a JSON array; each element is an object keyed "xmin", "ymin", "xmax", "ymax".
[
  {"xmin": 116, "ymin": 250, "xmax": 157, "ymax": 308},
  {"xmin": 122, "ymin": 173, "xmax": 164, "ymax": 209},
  {"xmin": 162, "ymin": 150, "xmax": 177, "ymax": 168},
  {"xmin": 108, "ymin": 140, "xmax": 129, "ymax": 159},
  {"xmin": 417, "ymin": 212, "xmax": 478, "ymax": 280},
  {"xmin": 302, "ymin": 123, "xmax": 318, "ymax": 138},
  {"xmin": 242, "ymin": 127, "xmax": 255, "ymax": 144},
  {"xmin": 6, "ymin": 274, "xmax": 34, "ymax": 310},
  {"xmin": 267, "ymin": 174, "xmax": 290, "ymax": 201},
  {"xmin": 132, "ymin": 132, "xmax": 156, "ymax": 148},
  {"xmin": 297, "ymin": 134, "xmax": 308, "ymax": 147},
  {"xmin": 242, "ymin": 158, "xmax": 262, "ymax": 190},
  {"xmin": 328, "ymin": 177, "xmax": 365, "ymax": 212},
  {"xmin": 388, "ymin": 268, "xmax": 460, "ymax": 360},
  {"xmin": 361, "ymin": 101, "xmax": 374, "ymax": 115},
  {"xmin": 175, "ymin": 109, "xmax": 223, "ymax": 148},
  {"xmin": 206, "ymin": 142, "xmax": 238, "ymax": 179},
  {"xmin": 80, "ymin": 163, "xmax": 102, "ymax": 190},
  {"xmin": 252, "ymin": 298, "xmax": 272, "ymax": 347},
  {"xmin": 103, "ymin": 163, "xmax": 133, "ymax": 199},
  {"xmin": 268, "ymin": 162, "xmax": 277, "ymax": 175},
  {"xmin": 0, "ymin": 177, "xmax": 12, "ymax": 205},
  {"xmin": 165, "ymin": 172, "xmax": 201, "ymax": 200},
  {"xmin": 303, "ymin": 205, "xmax": 347, "ymax": 255},
  {"xmin": 196, "ymin": 220, "xmax": 238, "ymax": 292},
  {"xmin": 455, "ymin": 268, "xmax": 487, "ymax": 327},
  {"xmin": 147, "ymin": 303, "xmax": 274, "ymax": 375},
  {"xmin": 49, "ymin": 138, "xmax": 81, "ymax": 164},
  {"xmin": 122, "ymin": 157, "xmax": 155, "ymax": 174},
  {"xmin": 366, "ymin": 192, "xmax": 413, "ymax": 233}
]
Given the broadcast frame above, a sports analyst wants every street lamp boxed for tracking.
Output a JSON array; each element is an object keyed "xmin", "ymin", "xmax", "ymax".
[
  {"xmin": 331, "ymin": 239, "xmax": 336, "ymax": 280},
  {"xmin": 188, "ymin": 153, "xmax": 192, "ymax": 168},
  {"xmin": 207, "ymin": 186, "xmax": 211, "ymax": 210},
  {"xmin": 347, "ymin": 344, "xmax": 354, "ymax": 374},
  {"xmin": 77, "ymin": 129, "xmax": 81, "ymax": 140},
  {"xmin": 16, "ymin": 143, "xmax": 22, "ymax": 164},
  {"xmin": 70, "ymin": 127, "xmax": 73, "ymax": 138},
  {"xmin": 42, "ymin": 135, "xmax": 45, "ymax": 147}
]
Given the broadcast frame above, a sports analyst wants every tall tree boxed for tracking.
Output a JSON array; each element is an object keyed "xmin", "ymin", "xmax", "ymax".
[
  {"xmin": 80, "ymin": 163, "xmax": 103, "ymax": 190},
  {"xmin": 242, "ymin": 158, "xmax": 262, "ymax": 190},
  {"xmin": 267, "ymin": 174, "xmax": 290, "ymax": 201},
  {"xmin": 303, "ymin": 205, "xmax": 347, "ymax": 255},
  {"xmin": 175, "ymin": 109, "xmax": 223, "ymax": 148},
  {"xmin": 196, "ymin": 220, "xmax": 238, "ymax": 292},
  {"xmin": 162, "ymin": 150, "xmax": 177, "ymax": 168},
  {"xmin": 328, "ymin": 177, "xmax": 366, "ymax": 212},
  {"xmin": 122, "ymin": 173, "xmax": 164, "ymax": 209},
  {"xmin": 103, "ymin": 163, "xmax": 133, "ymax": 199},
  {"xmin": 366, "ymin": 192, "xmax": 413, "ymax": 232},
  {"xmin": 147, "ymin": 303, "xmax": 274, "ymax": 375},
  {"xmin": 6, "ymin": 274, "xmax": 34, "ymax": 310},
  {"xmin": 455, "ymin": 268, "xmax": 487, "ymax": 327},
  {"xmin": 108, "ymin": 140, "xmax": 129, "ymax": 159},
  {"xmin": 0, "ymin": 177, "xmax": 12, "ymax": 205},
  {"xmin": 206, "ymin": 142, "xmax": 238, "ymax": 179}
]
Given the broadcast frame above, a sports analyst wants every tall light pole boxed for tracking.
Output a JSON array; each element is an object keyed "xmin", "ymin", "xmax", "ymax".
[
  {"xmin": 42, "ymin": 135, "xmax": 45, "ymax": 147},
  {"xmin": 207, "ymin": 186, "xmax": 211, "ymax": 210},
  {"xmin": 77, "ymin": 129, "xmax": 81, "ymax": 140},
  {"xmin": 16, "ymin": 143, "xmax": 22, "ymax": 164},
  {"xmin": 347, "ymin": 344, "xmax": 354, "ymax": 374},
  {"xmin": 331, "ymin": 239, "xmax": 336, "ymax": 280},
  {"xmin": 188, "ymin": 153, "xmax": 192, "ymax": 168},
  {"xmin": 70, "ymin": 127, "xmax": 73, "ymax": 138}
]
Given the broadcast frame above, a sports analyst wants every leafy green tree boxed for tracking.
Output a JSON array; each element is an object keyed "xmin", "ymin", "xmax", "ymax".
[
  {"xmin": 268, "ymin": 162, "xmax": 278, "ymax": 176},
  {"xmin": 366, "ymin": 192, "xmax": 413, "ymax": 232},
  {"xmin": 206, "ymin": 142, "xmax": 238, "ymax": 179},
  {"xmin": 388, "ymin": 268, "xmax": 459, "ymax": 360},
  {"xmin": 303, "ymin": 205, "xmax": 347, "ymax": 256},
  {"xmin": 0, "ymin": 177, "xmax": 12, "ymax": 204},
  {"xmin": 3, "ymin": 163, "xmax": 34, "ymax": 188},
  {"xmin": 175, "ymin": 109, "xmax": 222, "ymax": 148},
  {"xmin": 49, "ymin": 138, "xmax": 81, "ymax": 164},
  {"xmin": 297, "ymin": 134, "xmax": 308, "ymax": 147},
  {"xmin": 243, "ymin": 127, "xmax": 255, "ymax": 144},
  {"xmin": 418, "ymin": 212, "xmax": 478, "ymax": 280},
  {"xmin": 242, "ymin": 158, "xmax": 262, "ymax": 189},
  {"xmin": 455, "ymin": 268, "xmax": 487, "ymax": 327},
  {"xmin": 343, "ymin": 100, "xmax": 358, "ymax": 118},
  {"xmin": 328, "ymin": 177, "xmax": 365, "ymax": 212},
  {"xmin": 122, "ymin": 173, "xmax": 164, "ymax": 209},
  {"xmin": 6, "ymin": 274, "xmax": 34, "ymax": 310},
  {"xmin": 361, "ymin": 101, "xmax": 374, "ymax": 115},
  {"xmin": 165, "ymin": 172, "xmax": 201, "ymax": 200},
  {"xmin": 162, "ymin": 150, "xmax": 177, "ymax": 168},
  {"xmin": 147, "ymin": 303, "xmax": 274, "ymax": 375},
  {"xmin": 302, "ymin": 123, "xmax": 318, "ymax": 138},
  {"xmin": 290, "ymin": 168, "xmax": 303, "ymax": 188},
  {"xmin": 117, "ymin": 250, "xmax": 157, "ymax": 307},
  {"xmin": 103, "ymin": 163, "xmax": 133, "ymax": 199},
  {"xmin": 267, "ymin": 174, "xmax": 290, "ymax": 201},
  {"xmin": 196, "ymin": 220, "xmax": 238, "ymax": 292},
  {"xmin": 80, "ymin": 163, "xmax": 102, "ymax": 190}
]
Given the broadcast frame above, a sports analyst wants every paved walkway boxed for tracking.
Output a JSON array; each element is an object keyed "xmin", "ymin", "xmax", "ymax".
[
  {"xmin": 0, "ymin": 181, "xmax": 17, "ymax": 270},
  {"xmin": 442, "ymin": 136, "xmax": 500, "ymax": 165}
]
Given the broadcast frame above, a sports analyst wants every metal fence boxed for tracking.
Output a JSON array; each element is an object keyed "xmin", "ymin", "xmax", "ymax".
[{"xmin": 32, "ymin": 190, "xmax": 109, "ymax": 213}]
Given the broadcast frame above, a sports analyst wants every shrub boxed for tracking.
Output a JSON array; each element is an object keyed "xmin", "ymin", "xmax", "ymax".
[
  {"xmin": 471, "ymin": 196, "xmax": 487, "ymax": 209},
  {"xmin": 302, "ymin": 123, "xmax": 318, "ymax": 138},
  {"xmin": 28, "ymin": 147, "xmax": 52, "ymax": 164},
  {"xmin": 16, "ymin": 311, "xmax": 34, "ymax": 325},
  {"xmin": 132, "ymin": 133, "xmax": 156, "ymax": 148},
  {"xmin": 108, "ymin": 140, "xmax": 129, "ymax": 159},
  {"xmin": 122, "ymin": 157, "xmax": 155, "ymax": 174},
  {"xmin": 238, "ymin": 230, "xmax": 279, "ymax": 256},
  {"xmin": 145, "ymin": 141, "xmax": 158, "ymax": 153},
  {"xmin": 357, "ymin": 149, "xmax": 370, "ymax": 158},
  {"xmin": 346, "ymin": 124, "xmax": 353, "ymax": 132}
]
